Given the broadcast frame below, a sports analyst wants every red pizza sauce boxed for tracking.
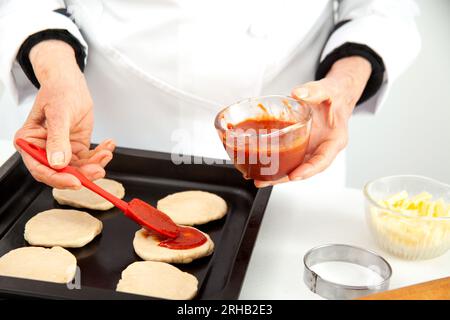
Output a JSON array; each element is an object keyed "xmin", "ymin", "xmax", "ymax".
[
  {"xmin": 157, "ymin": 226, "xmax": 207, "ymax": 250},
  {"xmin": 128, "ymin": 199, "xmax": 206, "ymax": 250},
  {"xmin": 223, "ymin": 117, "xmax": 309, "ymax": 181}
]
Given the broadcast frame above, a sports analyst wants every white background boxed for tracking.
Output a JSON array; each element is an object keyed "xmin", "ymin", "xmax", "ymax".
[
  {"xmin": 1, "ymin": 0, "xmax": 449, "ymax": 188},
  {"xmin": 346, "ymin": 0, "xmax": 450, "ymax": 187}
]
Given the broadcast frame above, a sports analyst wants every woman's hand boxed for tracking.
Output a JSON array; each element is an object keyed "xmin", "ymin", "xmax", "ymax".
[
  {"xmin": 255, "ymin": 56, "xmax": 372, "ymax": 188},
  {"xmin": 14, "ymin": 40, "xmax": 115, "ymax": 189}
]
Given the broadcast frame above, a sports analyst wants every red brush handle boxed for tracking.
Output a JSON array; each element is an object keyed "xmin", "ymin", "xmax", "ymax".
[{"xmin": 15, "ymin": 138, "xmax": 129, "ymax": 212}]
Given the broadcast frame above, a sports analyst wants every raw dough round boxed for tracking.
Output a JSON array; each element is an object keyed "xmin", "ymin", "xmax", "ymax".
[
  {"xmin": 0, "ymin": 246, "xmax": 77, "ymax": 283},
  {"xmin": 157, "ymin": 190, "xmax": 227, "ymax": 225},
  {"xmin": 24, "ymin": 209, "xmax": 102, "ymax": 248},
  {"xmin": 133, "ymin": 228, "xmax": 214, "ymax": 264},
  {"xmin": 116, "ymin": 261, "xmax": 198, "ymax": 299},
  {"xmin": 53, "ymin": 178, "xmax": 125, "ymax": 211}
]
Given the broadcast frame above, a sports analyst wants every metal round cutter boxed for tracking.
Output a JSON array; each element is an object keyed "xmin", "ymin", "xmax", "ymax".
[{"xmin": 303, "ymin": 244, "xmax": 392, "ymax": 300}]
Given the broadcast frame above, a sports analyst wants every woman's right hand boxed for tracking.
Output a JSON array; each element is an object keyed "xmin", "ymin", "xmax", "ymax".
[{"xmin": 14, "ymin": 40, "xmax": 115, "ymax": 189}]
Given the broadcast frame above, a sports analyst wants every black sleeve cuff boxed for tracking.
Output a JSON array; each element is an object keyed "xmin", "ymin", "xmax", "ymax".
[
  {"xmin": 315, "ymin": 42, "xmax": 386, "ymax": 105},
  {"xmin": 16, "ymin": 29, "xmax": 86, "ymax": 89}
]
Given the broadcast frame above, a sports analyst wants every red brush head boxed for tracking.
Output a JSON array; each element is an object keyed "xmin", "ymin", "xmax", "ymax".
[{"xmin": 127, "ymin": 198, "xmax": 179, "ymax": 238}]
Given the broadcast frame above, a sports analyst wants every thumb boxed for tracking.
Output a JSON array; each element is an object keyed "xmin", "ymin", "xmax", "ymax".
[
  {"xmin": 45, "ymin": 111, "xmax": 72, "ymax": 169},
  {"xmin": 292, "ymin": 81, "xmax": 334, "ymax": 127},
  {"xmin": 291, "ymin": 81, "xmax": 331, "ymax": 105}
]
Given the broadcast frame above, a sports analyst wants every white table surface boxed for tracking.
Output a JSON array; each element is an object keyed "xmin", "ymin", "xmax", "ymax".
[
  {"xmin": 1, "ymin": 139, "xmax": 449, "ymax": 299},
  {"xmin": 240, "ymin": 182, "xmax": 450, "ymax": 299}
]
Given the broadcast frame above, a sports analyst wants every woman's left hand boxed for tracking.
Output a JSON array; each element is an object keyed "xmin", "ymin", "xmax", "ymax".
[{"xmin": 254, "ymin": 56, "xmax": 372, "ymax": 188}]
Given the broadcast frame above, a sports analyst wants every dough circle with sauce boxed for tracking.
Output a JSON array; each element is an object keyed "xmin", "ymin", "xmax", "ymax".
[
  {"xmin": 24, "ymin": 209, "xmax": 102, "ymax": 248},
  {"xmin": 116, "ymin": 261, "xmax": 198, "ymax": 299},
  {"xmin": 133, "ymin": 228, "xmax": 214, "ymax": 264},
  {"xmin": 0, "ymin": 246, "xmax": 77, "ymax": 283},
  {"xmin": 157, "ymin": 190, "xmax": 227, "ymax": 225},
  {"xmin": 53, "ymin": 178, "xmax": 125, "ymax": 211}
]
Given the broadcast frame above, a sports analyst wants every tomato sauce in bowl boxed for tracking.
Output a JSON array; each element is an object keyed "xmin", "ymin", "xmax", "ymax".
[{"xmin": 215, "ymin": 96, "xmax": 312, "ymax": 181}]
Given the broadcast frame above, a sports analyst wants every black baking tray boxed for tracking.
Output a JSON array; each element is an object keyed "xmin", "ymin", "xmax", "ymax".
[{"xmin": 0, "ymin": 147, "xmax": 271, "ymax": 300}]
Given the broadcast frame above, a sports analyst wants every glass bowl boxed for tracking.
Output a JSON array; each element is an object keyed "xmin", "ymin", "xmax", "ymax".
[
  {"xmin": 364, "ymin": 175, "xmax": 450, "ymax": 260},
  {"xmin": 214, "ymin": 95, "xmax": 312, "ymax": 181}
]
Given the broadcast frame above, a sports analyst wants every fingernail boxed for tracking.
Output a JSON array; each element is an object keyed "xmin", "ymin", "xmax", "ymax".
[
  {"xmin": 299, "ymin": 168, "xmax": 313, "ymax": 180},
  {"xmin": 105, "ymin": 139, "xmax": 116, "ymax": 149},
  {"xmin": 93, "ymin": 171, "xmax": 104, "ymax": 180},
  {"xmin": 295, "ymin": 87, "xmax": 309, "ymax": 99},
  {"xmin": 257, "ymin": 181, "xmax": 272, "ymax": 188},
  {"xmin": 50, "ymin": 151, "xmax": 65, "ymax": 166},
  {"xmin": 71, "ymin": 183, "xmax": 82, "ymax": 190}
]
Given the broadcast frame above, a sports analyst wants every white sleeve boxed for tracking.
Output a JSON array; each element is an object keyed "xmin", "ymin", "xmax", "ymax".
[
  {"xmin": 321, "ymin": 0, "xmax": 421, "ymax": 113},
  {"xmin": 0, "ymin": 0, "xmax": 88, "ymax": 105}
]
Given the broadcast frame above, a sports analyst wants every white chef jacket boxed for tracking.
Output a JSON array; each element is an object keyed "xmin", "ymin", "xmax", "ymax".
[{"xmin": 0, "ymin": 0, "xmax": 420, "ymax": 188}]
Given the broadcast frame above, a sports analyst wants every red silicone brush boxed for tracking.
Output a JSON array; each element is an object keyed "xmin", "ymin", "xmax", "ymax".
[{"xmin": 16, "ymin": 138, "xmax": 180, "ymax": 238}]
